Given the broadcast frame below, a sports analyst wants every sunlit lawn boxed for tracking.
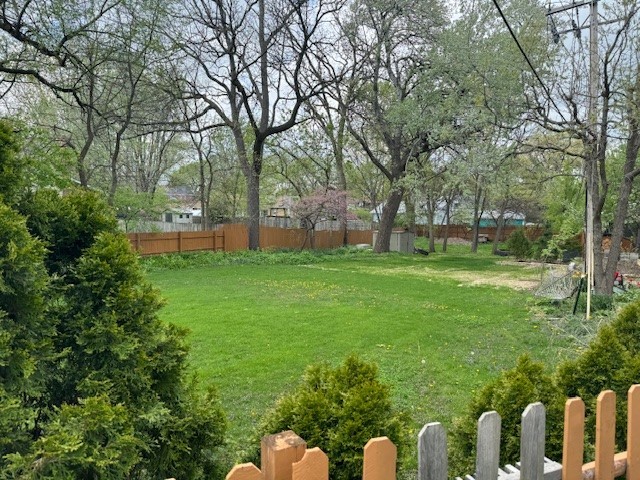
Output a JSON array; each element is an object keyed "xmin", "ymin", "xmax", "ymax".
[{"xmin": 147, "ymin": 245, "xmax": 566, "ymax": 461}]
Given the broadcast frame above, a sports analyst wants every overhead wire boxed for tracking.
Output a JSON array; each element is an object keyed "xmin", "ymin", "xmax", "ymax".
[{"xmin": 490, "ymin": 0, "xmax": 569, "ymax": 123}]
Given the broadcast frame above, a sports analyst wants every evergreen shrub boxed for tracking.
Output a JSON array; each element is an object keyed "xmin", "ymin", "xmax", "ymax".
[
  {"xmin": 506, "ymin": 229, "xmax": 531, "ymax": 260},
  {"xmin": 254, "ymin": 355, "xmax": 410, "ymax": 480},
  {"xmin": 449, "ymin": 355, "xmax": 565, "ymax": 476}
]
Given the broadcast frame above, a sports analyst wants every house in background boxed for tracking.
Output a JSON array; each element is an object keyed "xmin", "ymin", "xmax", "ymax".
[
  {"xmin": 162, "ymin": 209, "xmax": 195, "ymax": 224},
  {"xmin": 370, "ymin": 200, "xmax": 458, "ymax": 225},
  {"xmin": 265, "ymin": 196, "xmax": 295, "ymax": 218},
  {"xmin": 478, "ymin": 210, "xmax": 526, "ymax": 227},
  {"xmin": 162, "ymin": 187, "xmax": 201, "ymax": 224}
]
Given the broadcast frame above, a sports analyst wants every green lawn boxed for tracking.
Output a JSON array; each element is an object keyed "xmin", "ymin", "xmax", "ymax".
[{"xmin": 146, "ymin": 245, "xmax": 567, "ymax": 461}]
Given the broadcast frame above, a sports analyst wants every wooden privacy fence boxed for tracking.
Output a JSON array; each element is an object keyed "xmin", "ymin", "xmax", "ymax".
[
  {"xmin": 417, "ymin": 225, "xmax": 545, "ymax": 242},
  {"xmin": 225, "ymin": 385, "xmax": 640, "ymax": 480},
  {"xmin": 127, "ymin": 224, "xmax": 374, "ymax": 255}
]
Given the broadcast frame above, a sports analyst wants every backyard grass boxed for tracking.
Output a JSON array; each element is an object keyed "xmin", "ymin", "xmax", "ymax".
[{"xmin": 146, "ymin": 244, "xmax": 570, "ymax": 463}]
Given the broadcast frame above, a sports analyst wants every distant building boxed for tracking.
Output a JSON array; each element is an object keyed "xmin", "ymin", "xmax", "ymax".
[
  {"xmin": 370, "ymin": 200, "xmax": 458, "ymax": 225},
  {"xmin": 265, "ymin": 196, "xmax": 295, "ymax": 218},
  {"xmin": 162, "ymin": 209, "xmax": 194, "ymax": 224},
  {"xmin": 478, "ymin": 211, "xmax": 526, "ymax": 227}
]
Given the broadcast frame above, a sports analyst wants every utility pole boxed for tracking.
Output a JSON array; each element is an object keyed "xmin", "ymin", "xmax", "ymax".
[
  {"xmin": 585, "ymin": 0, "xmax": 598, "ymax": 320},
  {"xmin": 546, "ymin": 0, "xmax": 598, "ymax": 319}
]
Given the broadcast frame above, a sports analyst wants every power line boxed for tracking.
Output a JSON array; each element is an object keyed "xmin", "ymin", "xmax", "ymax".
[{"xmin": 491, "ymin": 0, "xmax": 568, "ymax": 122}]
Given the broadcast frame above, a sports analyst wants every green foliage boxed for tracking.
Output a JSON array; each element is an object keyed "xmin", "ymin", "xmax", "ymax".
[
  {"xmin": 556, "ymin": 302, "xmax": 640, "ymax": 455},
  {"xmin": 113, "ymin": 187, "xmax": 169, "ymax": 232},
  {"xmin": 463, "ymin": 299, "xmax": 640, "ymax": 476},
  {"xmin": 18, "ymin": 189, "xmax": 118, "ymax": 274},
  {"xmin": 0, "ymin": 203, "xmax": 52, "ymax": 460},
  {"xmin": 46, "ymin": 230, "xmax": 226, "ymax": 479},
  {"xmin": 1, "ymin": 182, "xmax": 227, "ymax": 477},
  {"xmin": 254, "ymin": 355, "xmax": 410, "ymax": 480},
  {"xmin": 0, "ymin": 203, "xmax": 50, "ymax": 392},
  {"xmin": 530, "ymin": 223, "xmax": 552, "ymax": 260},
  {"xmin": 47, "ymin": 231, "xmax": 172, "ymax": 406},
  {"xmin": 449, "ymin": 355, "xmax": 565, "ymax": 476},
  {"xmin": 0, "ymin": 120, "xmax": 28, "ymax": 206},
  {"xmin": 506, "ymin": 229, "xmax": 531, "ymax": 260},
  {"xmin": 140, "ymin": 247, "xmax": 377, "ymax": 272},
  {"xmin": 15, "ymin": 123, "xmax": 76, "ymax": 192},
  {"xmin": 5, "ymin": 396, "xmax": 141, "ymax": 479}
]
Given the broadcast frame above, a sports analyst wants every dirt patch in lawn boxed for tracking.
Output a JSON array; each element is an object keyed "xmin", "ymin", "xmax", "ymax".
[
  {"xmin": 351, "ymin": 264, "xmax": 541, "ymax": 291},
  {"xmin": 445, "ymin": 271, "xmax": 539, "ymax": 290}
]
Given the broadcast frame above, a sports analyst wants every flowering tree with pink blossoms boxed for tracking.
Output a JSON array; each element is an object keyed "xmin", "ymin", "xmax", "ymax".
[{"xmin": 292, "ymin": 189, "xmax": 348, "ymax": 248}]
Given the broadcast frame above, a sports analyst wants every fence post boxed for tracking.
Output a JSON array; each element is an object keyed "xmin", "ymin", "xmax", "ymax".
[
  {"xmin": 261, "ymin": 431, "xmax": 306, "ymax": 480},
  {"xmin": 629, "ymin": 386, "xmax": 640, "ymax": 480},
  {"xmin": 418, "ymin": 422, "xmax": 447, "ymax": 480},
  {"xmin": 178, "ymin": 231, "xmax": 183, "ymax": 253},
  {"xmin": 226, "ymin": 463, "xmax": 263, "ymax": 480},
  {"xmin": 363, "ymin": 437, "xmax": 396, "ymax": 480},
  {"xmin": 521, "ymin": 402, "xmax": 545, "ymax": 480},
  {"xmin": 562, "ymin": 398, "xmax": 585, "ymax": 480},
  {"xmin": 476, "ymin": 411, "xmax": 501, "ymax": 480},
  {"xmin": 292, "ymin": 447, "xmax": 328, "ymax": 480},
  {"xmin": 136, "ymin": 233, "xmax": 141, "ymax": 252},
  {"xmin": 595, "ymin": 391, "xmax": 616, "ymax": 480}
]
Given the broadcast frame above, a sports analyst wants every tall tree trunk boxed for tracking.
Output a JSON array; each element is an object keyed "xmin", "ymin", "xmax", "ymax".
[
  {"xmin": 199, "ymin": 159, "xmax": 207, "ymax": 231},
  {"xmin": 405, "ymin": 196, "xmax": 416, "ymax": 233},
  {"xmin": 77, "ymin": 136, "xmax": 93, "ymax": 187},
  {"xmin": 374, "ymin": 188, "xmax": 404, "ymax": 252},
  {"xmin": 442, "ymin": 196, "xmax": 453, "ymax": 252},
  {"xmin": 108, "ymin": 130, "xmax": 125, "ymax": 206},
  {"xmin": 492, "ymin": 211, "xmax": 505, "ymax": 255},
  {"xmin": 335, "ymin": 114, "xmax": 349, "ymax": 246},
  {"xmin": 596, "ymin": 110, "xmax": 640, "ymax": 294},
  {"xmin": 246, "ymin": 169, "xmax": 261, "ymax": 250},
  {"xmin": 427, "ymin": 210, "xmax": 436, "ymax": 253},
  {"xmin": 471, "ymin": 182, "xmax": 485, "ymax": 253}
]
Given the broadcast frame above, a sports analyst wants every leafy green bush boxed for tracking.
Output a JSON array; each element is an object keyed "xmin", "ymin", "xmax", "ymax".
[
  {"xmin": 253, "ymin": 355, "xmax": 410, "ymax": 480},
  {"xmin": 0, "ymin": 202, "xmax": 52, "ymax": 460},
  {"xmin": 530, "ymin": 223, "xmax": 553, "ymax": 260},
  {"xmin": 141, "ymin": 247, "xmax": 377, "ymax": 272},
  {"xmin": 5, "ymin": 396, "xmax": 141, "ymax": 479},
  {"xmin": 0, "ymin": 120, "xmax": 28, "ymax": 206},
  {"xmin": 0, "ymin": 128, "xmax": 227, "ymax": 480},
  {"xmin": 18, "ymin": 188, "xmax": 118, "ymax": 274},
  {"xmin": 506, "ymin": 229, "xmax": 531, "ymax": 260},
  {"xmin": 449, "ymin": 355, "xmax": 565, "ymax": 476},
  {"xmin": 555, "ymin": 301, "xmax": 640, "ymax": 456},
  {"xmin": 454, "ymin": 299, "xmax": 640, "ymax": 477}
]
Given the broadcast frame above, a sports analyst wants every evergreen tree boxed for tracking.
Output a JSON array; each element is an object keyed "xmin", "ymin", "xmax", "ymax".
[{"xmin": 0, "ymin": 121, "xmax": 226, "ymax": 478}]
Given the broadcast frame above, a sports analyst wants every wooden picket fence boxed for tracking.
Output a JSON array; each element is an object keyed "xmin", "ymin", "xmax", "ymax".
[{"xmin": 225, "ymin": 385, "xmax": 640, "ymax": 480}]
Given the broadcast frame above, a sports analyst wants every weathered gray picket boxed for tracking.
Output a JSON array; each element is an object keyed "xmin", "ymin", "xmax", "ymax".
[{"xmin": 418, "ymin": 402, "xmax": 562, "ymax": 480}]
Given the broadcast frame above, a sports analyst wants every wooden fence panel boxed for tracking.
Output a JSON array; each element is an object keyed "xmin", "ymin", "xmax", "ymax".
[
  {"xmin": 292, "ymin": 448, "xmax": 328, "ymax": 480},
  {"xmin": 223, "ymin": 224, "xmax": 249, "ymax": 251},
  {"xmin": 261, "ymin": 431, "xmax": 306, "ymax": 480},
  {"xmin": 179, "ymin": 231, "xmax": 223, "ymax": 252},
  {"xmin": 363, "ymin": 437, "xmax": 396, "ymax": 480},
  {"xmin": 260, "ymin": 226, "xmax": 307, "ymax": 250},
  {"xmin": 226, "ymin": 463, "xmax": 263, "ymax": 480},
  {"xmin": 562, "ymin": 398, "xmax": 585, "ymax": 480},
  {"xmin": 224, "ymin": 385, "xmax": 640, "ymax": 480},
  {"xmin": 476, "ymin": 411, "xmax": 501, "ymax": 480},
  {"xmin": 429, "ymin": 225, "xmax": 544, "ymax": 242},
  {"xmin": 418, "ymin": 422, "xmax": 447, "ymax": 480},
  {"xmin": 348, "ymin": 229, "xmax": 374, "ymax": 245},
  {"xmin": 128, "ymin": 232, "xmax": 181, "ymax": 255},
  {"xmin": 595, "ymin": 391, "xmax": 616, "ymax": 480},
  {"xmin": 628, "ymin": 386, "xmax": 640, "ymax": 480},
  {"xmin": 521, "ymin": 403, "xmax": 545, "ymax": 480}
]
